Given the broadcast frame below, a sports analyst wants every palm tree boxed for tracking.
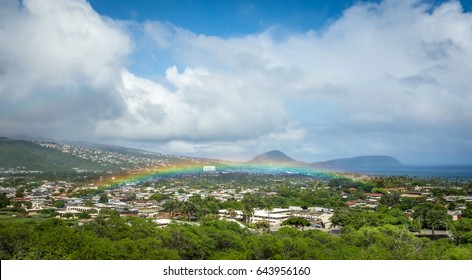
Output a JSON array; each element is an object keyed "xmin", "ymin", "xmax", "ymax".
[
  {"xmin": 242, "ymin": 202, "xmax": 254, "ymax": 224},
  {"xmin": 265, "ymin": 203, "xmax": 274, "ymax": 233},
  {"xmin": 227, "ymin": 208, "xmax": 237, "ymax": 220}
]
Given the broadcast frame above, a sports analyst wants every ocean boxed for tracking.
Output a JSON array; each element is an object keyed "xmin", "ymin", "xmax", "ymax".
[{"xmin": 336, "ymin": 165, "xmax": 472, "ymax": 179}]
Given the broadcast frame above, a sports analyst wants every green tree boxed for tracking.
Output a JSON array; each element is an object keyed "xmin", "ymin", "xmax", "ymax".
[
  {"xmin": 0, "ymin": 222, "xmax": 34, "ymax": 259},
  {"xmin": 371, "ymin": 187, "xmax": 388, "ymax": 194},
  {"xmin": 328, "ymin": 178, "xmax": 353, "ymax": 191},
  {"xmin": 39, "ymin": 208, "xmax": 58, "ymax": 218},
  {"xmin": 163, "ymin": 199, "xmax": 181, "ymax": 217},
  {"xmin": 424, "ymin": 205, "xmax": 449, "ymax": 236},
  {"xmin": 0, "ymin": 193, "xmax": 10, "ymax": 208},
  {"xmin": 62, "ymin": 212, "xmax": 74, "ymax": 219},
  {"xmin": 202, "ymin": 221, "xmax": 245, "ymax": 256},
  {"xmin": 53, "ymin": 200, "xmax": 65, "ymax": 208},
  {"xmin": 87, "ymin": 208, "xmax": 98, "ymax": 214},
  {"xmin": 149, "ymin": 193, "xmax": 170, "ymax": 202},
  {"xmin": 241, "ymin": 202, "xmax": 254, "ymax": 224},
  {"xmin": 413, "ymin": 202, "xmax": 449, "ymax": 235},
  {"xmin": 342, "ymin": 225, "xmax": 427, "ymax": 259},
  {"xmin": 200, "ymin": 197, "xmax": 220, "ymax": 216},
  {"xmin": 254, "ymin": 221, "xmax": 270, "ymax": 233},
  {"xmin": 447, "ymin": 202, "xmax": 457, "ymax": 211},
  {"xmin": 246, "ymin": 235, "xmax": 283, "ymax": 259},
  {"xmin": 15, "ymin": 187, "xmax": 25, "ymax": 198},
  {"xmin": 227, "ymin": 208, "xmax": 237, "ymax": 219},
  {"xmin": 461, "ymin": 208, "xmax": 472, "ymax": 218},
  {"xmin": 77, "ymin": 212, "xmax": 91, "ymax": 219},
  {"xmin": 99, "ymin": 194, "xmax": 109, "ymax": 204},
  {"xmin": 412, "ymin": 202, "xmax": 432, "ymax": 228},
  {"xmin": 379, "ymin": 192, "xmax": 401, "ymax": 207},
  {"xmin": 431, "ymin": 188, "xmax": 445, "ymax": 198},
  {"xmin": 282, "ymin": 217, "xmax": 311, "ymax": 229},
  {"xmin": 180, "ymin": 201, "xmax": 197, "ymax": 221},
  {"xmin": 331, "ymin": 207, "xmax": 408, "ymax": 230},
  {"xmin": 450, "ymin": 218, "xmax": 472, "ymax": 244},
  {"xmin": 265, "ymin": 203, "xmax": 274, "ymax": 233},
  {"xmin": 162, "ymin": 224, "xmax": 214, "ymax": 259}
]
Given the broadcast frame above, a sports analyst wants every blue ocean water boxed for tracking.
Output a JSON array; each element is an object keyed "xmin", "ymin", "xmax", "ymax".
[
  {"xmin": 215, "ymin": 164, "xmax": 472, "ymax": 180},
  {"xmin": 337, "ymin": 165, "xmax": 472, "ymax": 179}
]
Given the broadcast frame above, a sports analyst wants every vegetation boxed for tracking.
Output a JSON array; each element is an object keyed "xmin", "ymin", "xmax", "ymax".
[
  {"xmin": 0, "ymin": 138, "xmax": 120, "ymax": 173},
  {"xmin": 1, "ymin": 154, "xmax": 472, "ymax": 260},
  {"xmin": 1, "ymin": 214, "xmax": 471, "ymax": 260},
  {"xmin": 282, "ymin": 217, "xmax": 311, "ymax": 228}
]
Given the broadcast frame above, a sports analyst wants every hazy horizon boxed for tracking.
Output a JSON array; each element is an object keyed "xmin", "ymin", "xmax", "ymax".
[{"xmin": 2, "ymin": 0, "xmax": 472, "ymax": 165}]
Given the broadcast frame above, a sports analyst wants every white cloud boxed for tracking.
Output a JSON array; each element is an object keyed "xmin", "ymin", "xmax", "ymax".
[
  {"xmin": 1, "ymin": 0, "xmax": 472, "ymax": 164},
  {"xmin": 95, "ymin": 66, "xmax": 295, "ymax": 142},
  {"xmin": 150, "ymin": 0, "xmax": 472, "ymax": 163},
  {"xmin": 0, "ymin": 0, "xmax": 131, "ymax": 138}
]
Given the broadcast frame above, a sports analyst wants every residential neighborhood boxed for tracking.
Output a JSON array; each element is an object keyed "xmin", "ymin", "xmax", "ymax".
[{"xmin": 2, "ymin": 168, "xmax": 471, "ymax": 236}]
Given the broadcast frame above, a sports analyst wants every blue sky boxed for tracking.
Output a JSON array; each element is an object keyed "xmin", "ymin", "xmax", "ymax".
[
  {"xmin": 89, "ymin": 0, "xmax": 472, "ymax": 34},
  {"xmin": 1, "ymin": 0, "xmax": 472, "ymax": 164},
  {"xmin": 89, "ymin": 0, "xmax": 360, "ymax": 35}
]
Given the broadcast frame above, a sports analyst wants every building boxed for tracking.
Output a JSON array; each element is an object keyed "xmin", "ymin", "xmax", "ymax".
[
  {"xmin": 251, "ymin": 208, "xmax": 291, "ymax": 227},
  {"xmin": 203, "ymin": 166, "xmax": 216, "ymax": 172},
  {"xmin": 218, "ymin": 209, "xmax": 243, "ymax": 220}
]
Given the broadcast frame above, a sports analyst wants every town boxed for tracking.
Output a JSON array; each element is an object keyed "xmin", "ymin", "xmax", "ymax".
[
  {"xmin": 2, "ymin": 164, "xmax": 471, "ymax": 234},
  {"xmin": 2, "ymin": 161, "xmax": 472, "ymax": 260}
]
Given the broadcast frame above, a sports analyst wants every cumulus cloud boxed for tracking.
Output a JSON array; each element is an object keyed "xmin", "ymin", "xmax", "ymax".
[
  {"xmin": 94, "ymin": 66, "xmax": 295, "ymax": 142},
  {"xmin": 0, "ymin": 0, "xmax": 131, "ymax": 138},
  {"xmin": 1, "ymin": 0, "xmax": 472, "ymax": 164},
  {"xmin": 133, "ymin": 0, "xmax": 472, "ymax": 163}
]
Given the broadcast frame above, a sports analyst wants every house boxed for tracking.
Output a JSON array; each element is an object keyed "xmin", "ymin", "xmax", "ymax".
[
  {"xmin": 346, "ymin": 200, "xmax": 377, "ymax": 209},
  {"xmin": 401, "ymin": 191, "xmax": 423, "ymax": 198},
  {"xmin": 365, "ymin": 193, "xmax": 384, "ymax": 200},
  {"xmin": 448, "ymin": 210, "xmax": 462, "ymax": 221},
  {"xmin": 138, "ymin": 208, "xmax": 159, "ymax": 218},
  {"xmin": 66, "ymin": 206, "xmax": 95, "ymax": 213}
]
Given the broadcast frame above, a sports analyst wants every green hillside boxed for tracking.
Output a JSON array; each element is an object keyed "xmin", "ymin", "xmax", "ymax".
[{"xmin": 0, "ymin": 137, "xmax": 120, "ymax": 173}]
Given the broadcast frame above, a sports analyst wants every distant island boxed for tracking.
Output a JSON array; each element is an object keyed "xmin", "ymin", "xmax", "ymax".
[
  {"xmin": 312, "ymin": 155, "xmax": 405, "ymax": 169},
  {"xmin": 247, "ymin": 149, "xmax": 404, "ymax": 169},
  {"xmin": 247, "ymin": 150, "xmax": 300, "ymax": 165}
]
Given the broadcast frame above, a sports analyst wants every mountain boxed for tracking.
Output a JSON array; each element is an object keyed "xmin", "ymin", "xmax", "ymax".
[
  {"xmin": 247, "ymin": 150, "xmax": 300, "ymax": 165},
  {"xmin": 0, "ymin": 137, "xmax": 206, "ymax": 175},
  {"xmin": 313, "ymin": 155, "xmax": 404, "ymax": 169},
  {"xmin": 247, "ymin": 151, "xmax": 404, "ymax": 169},
  {"xmin": 0, "ymin": 137, "xmax": 115, "ymax": 173},
  {"xmin": 1, "ymin": 136, "xmax": 406, "ymax": 176}
]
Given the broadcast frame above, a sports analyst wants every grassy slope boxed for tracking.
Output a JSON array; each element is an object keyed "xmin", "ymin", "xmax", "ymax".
[{"xmin": 0, "ymin": 138, "xmax": 117, "ymax": 172}]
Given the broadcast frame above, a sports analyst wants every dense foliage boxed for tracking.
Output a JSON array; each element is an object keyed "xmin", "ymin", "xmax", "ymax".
[{"xmin": 1, "ymin": 213, "xmax": 471, "ymax": 260}]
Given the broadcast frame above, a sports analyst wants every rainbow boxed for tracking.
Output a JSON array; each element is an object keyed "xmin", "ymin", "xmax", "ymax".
[
  {"xmin": 95, "ymin": 162, "xmax": 205, "ymax": 189},
  {"xmin": 92, "ymin": 162, "xmax": 349, "ymax": 190}
]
